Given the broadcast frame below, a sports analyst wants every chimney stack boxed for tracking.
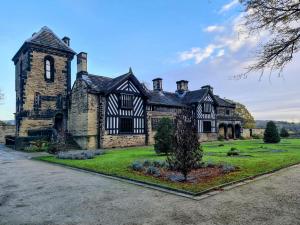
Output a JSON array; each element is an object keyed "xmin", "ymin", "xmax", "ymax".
[
  {"xmin": 77, "ymin": 52, "xmax": 88, "ymax": 78},
  {"xmin": 152, "ymin": 78, "xmax": 163, "ymax": 91},
  {"xmin": 62, "ymin": 36, "xmax": 70, "ymax": 46},
  {"xmin": 176, "ymin": 80, "xmax": 189, "ymax": 95},
  {"xmin": 201, "ymin": 85, "xmax": 213, "ymax": 93}
]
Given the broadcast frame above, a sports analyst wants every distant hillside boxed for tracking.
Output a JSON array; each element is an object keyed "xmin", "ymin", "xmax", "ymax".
[
  {"xmin": 1, "ymin": 120, "xmax": 15, "ymax": 125},
  {"xmin": 256, "ymin": 120, "xmax": 300, "ymax": 132}
]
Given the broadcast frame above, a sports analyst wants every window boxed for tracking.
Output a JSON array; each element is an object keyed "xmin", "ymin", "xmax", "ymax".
[
  {"xmin": 226, "ymin": 109, "xmax": 230, "ymax": 115},
  {"xmin": 120, "ymin": 118, "xmax": 133, "ymax": 133},
  {"xmin": 151, "ymin": 118, "xmax": 160, "ymax": 131},
  {"xmin": 44, "ymin": 56, "xmax": 54, "ymax": 81},
  {"xmin": 203, "ymin": 102, "xmax": 212, "ymax": 113},
  {"xmin": 120, "ymin": 94, "xmax": 133, "ymax": 109},
  {"xmin": 203, "ymin": 121, "xmax": 212, "ymax": 133},
  {"xmin": 34, "ymin": 92, "xmax": 41, "ymax": 110},
  {"xmin": 56, "ymin": 94, "xmax": 63, "ymax": 109}
]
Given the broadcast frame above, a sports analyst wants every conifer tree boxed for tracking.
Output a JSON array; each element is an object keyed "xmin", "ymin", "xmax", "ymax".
[
  {"xmin": 154, "ymin": 117, "xmax": 174, "ymax": 155},
  {"xmin": 280, "ymin": 127, "xmax": 289, "ymax": 138},
  {"xmin": 264, "ymin": 121, "xmax": 281, "ymax": 143}
]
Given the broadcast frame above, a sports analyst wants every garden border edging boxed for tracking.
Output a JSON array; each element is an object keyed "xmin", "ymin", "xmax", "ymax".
[{"xmin": 32, "ymin": 157, "xmax": 300, "ymax": 199}]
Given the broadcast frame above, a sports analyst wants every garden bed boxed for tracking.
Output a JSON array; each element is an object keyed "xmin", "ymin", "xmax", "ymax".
[{"xmin": 35, "ymin": 139, "xmax": 300, "ymax": 194}]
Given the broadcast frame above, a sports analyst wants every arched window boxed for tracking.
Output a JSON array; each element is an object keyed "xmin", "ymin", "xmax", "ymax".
[{"xmin": 44, "ymin": 56, "xmax": 54, "ymax": 81}]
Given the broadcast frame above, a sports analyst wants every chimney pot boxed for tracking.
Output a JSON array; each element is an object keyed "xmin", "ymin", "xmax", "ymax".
[
  {"xmin": 176, "ymin": 80, "xmax": 189, "ymax": 94},
  {"xmin": 62, "ymin": 36, "xmax": 70, "ymax": 46},
  {"xmin": 152, "ymin": 78, "xmax": 163, "ymax": 91}
]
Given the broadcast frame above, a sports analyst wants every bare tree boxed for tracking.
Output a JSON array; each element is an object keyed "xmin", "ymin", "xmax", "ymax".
[{"xmin": 240, "ymin": 0, "xmax": 300, "ymax": 76}]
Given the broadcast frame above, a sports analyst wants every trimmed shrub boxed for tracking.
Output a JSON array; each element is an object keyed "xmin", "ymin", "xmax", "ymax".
[
  {"xmin": 131, "ymin": 161, "xmax": 144, "ymax": 171},
  {"xmin": 220, "ymin": 164, "xmax": 236, "ymax": 173},
  {"xmin": 142, "ymin": 159, "xmax": 151, "ymax": 167},
  {"xmin": 146, "ymin": 166, "xmax": 160, "ymax": 177},
  {"xmin": 154, "ymin": 118, "xmax": 174, "ymax": 155},
  {"xmin": 264, "ymin": 121, "xmax": 281, "ymax": 143},
  {"xmin": 152, "ymin": 160, "xmax": 166, "ymax": 168},
  {"xmin": 227, "ymin": 148, "xmax": 239, "ymax": 156},
  {"xmin": 218, "ymin": 144, "xmax": 225, "ymax": 147},
  {"xmin": 280, "ymin": 128, "xmax": 289, "ymax": 138}
]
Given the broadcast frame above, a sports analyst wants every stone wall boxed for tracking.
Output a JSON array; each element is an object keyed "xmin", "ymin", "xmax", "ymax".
[
  {"xmin": 0, "ymin": 125, "xmax": 15, "ymax": 143},
  {"xmin": 68, "ymin": 79, "xmax": 106, "ymax": 150},
  {"xmin": 242, "ymin": 128, "xmax": 265, "ymax": 139},
  {"xmin": 17, "ymin": 50, "xmax": 70, "ymax": 136},
  {"xmin": 242, "ymin": 129, "xmax": 251, "ymax": 138},
  {"xmin": 198, "ymin": 133, "xmax": 218, "ymax": 142},
  {"xmin": 102, "ymin": 132, "xmax": 146, "ymax": 148},
  {"xmin": 147, "ymin": 110, "xmax": 176, "ymax": 145},
  {"xmin": 18, "ymin": 118, "xmax": 53, "ymax": 137}
]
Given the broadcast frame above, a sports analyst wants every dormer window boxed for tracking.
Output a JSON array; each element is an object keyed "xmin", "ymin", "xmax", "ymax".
[
  {"xmin": 203, "ymin": 102, "xmax": 212, "ymax": 113},
  {"xmin": 120, "ymin": 94, "xmax": 134, "ymax": 109},
  {"xmin": 44, "ymin": 56, "xmax": 54, "ymax": 82}
]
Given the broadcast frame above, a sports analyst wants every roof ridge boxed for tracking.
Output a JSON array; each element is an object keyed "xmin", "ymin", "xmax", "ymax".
[
  {"xmin": 86, "ymin": 73, "xmax": 113, "ymax": 80},
  {"xmin": 25, "ymin": 26, "xmax": 75, "ymax": 54}
]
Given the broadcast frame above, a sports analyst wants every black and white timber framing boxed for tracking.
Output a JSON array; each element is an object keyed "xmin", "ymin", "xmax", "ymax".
[{"xmin": 105, "ymin": 79, "xmax": 145, "ymax": 134}]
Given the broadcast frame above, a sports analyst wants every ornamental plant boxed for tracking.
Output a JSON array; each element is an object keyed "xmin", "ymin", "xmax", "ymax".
[{"xmin": 167, "ymin": 108, "xmax": 203, "ymax": 181}]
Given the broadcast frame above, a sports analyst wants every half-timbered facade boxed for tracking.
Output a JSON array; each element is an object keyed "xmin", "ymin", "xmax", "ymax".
[{"xmin": 13, "ymin": 27, "xmax": 242, "ymax": 149}]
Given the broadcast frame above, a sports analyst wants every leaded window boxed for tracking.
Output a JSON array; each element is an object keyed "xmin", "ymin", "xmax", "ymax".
[
  {"xmin": 44, "ymin": 56, "xmax": 54, "ymax": 81},
  {"xmin": 203, "ymin": 121, "xmax": 212, "ymax": 133},
  {"xmin": 34, "ymin": 92, "xmax": 41, "ymax": 110},
  {"xmin": 203, "ymin": 102, "xmax": 212, "ymax": 113},
  {"xmin": 120, "ymin": 94, "xmax": 133, "ymax": 109},
  {"xmin": 119, "ymin": 118, "xmax": 133, "ymax": 133}
]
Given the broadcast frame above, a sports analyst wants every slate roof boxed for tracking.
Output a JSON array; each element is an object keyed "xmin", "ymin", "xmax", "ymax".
[
  {"xmin": 214, "ymin": 95, "xmax": 236, "ymax": 108},
  {"xmin": 81, "ymin": 72, "xmax": 235, "ymax": 108},
  {"xmin": 81, "ymin": 69, "xmax": 147, "ymax": 96},
  {"xmin": 13, "ymin": 26, "xmax": 75, "ymax": 61},
  {"xmin": 146, "ymin": 90, "xmax": 184, "ymax": 107},
  {"xmin": 81, "ymin": 74, "xmax": 113, "ymax": 93},
  {"xmin": 181, "ymin": 89, "xmax": 208, "ymax": 104}
]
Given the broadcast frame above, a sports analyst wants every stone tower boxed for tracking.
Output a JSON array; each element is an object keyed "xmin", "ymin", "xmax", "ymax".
[{"xmin": 12, "ymin": 26, "xmax": 76, "ymax": 137}]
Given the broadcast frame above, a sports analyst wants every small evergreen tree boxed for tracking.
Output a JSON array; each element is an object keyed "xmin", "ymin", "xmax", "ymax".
[
  {"xmin": 167, "ymin": 108, "xmax": 203, "ymax": 181},
  {"xmin": 264, "ymin": 121, "xmax": 280, "ymax": 143},
  {"xmin": 280, "ymin": 128, "xmax": 289, "ymax": 138},
  {"xmin": 154, "ymin": 118, "xmax": 173, "ymax": 155}
]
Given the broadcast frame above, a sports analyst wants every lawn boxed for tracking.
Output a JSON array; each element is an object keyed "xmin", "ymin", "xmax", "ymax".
[{"xmin": 35, "ymin": 139, "xmax": 300, "ymax": 194}]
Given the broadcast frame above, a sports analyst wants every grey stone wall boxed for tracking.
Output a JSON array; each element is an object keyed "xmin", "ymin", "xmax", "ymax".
[{"xmin": 0, "ymin": 125, "xmax": 15, "ymax": 143}]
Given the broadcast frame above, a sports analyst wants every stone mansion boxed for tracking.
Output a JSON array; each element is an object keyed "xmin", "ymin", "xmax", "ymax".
[{"xmin": 13, "ymin": 26, "xmax": 242, "ymax": 149}]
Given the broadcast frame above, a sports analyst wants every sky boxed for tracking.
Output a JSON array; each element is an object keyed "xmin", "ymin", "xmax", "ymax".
[{"xmin": 0, "ymin": 0, "xmax": 299, "ymax": 122}]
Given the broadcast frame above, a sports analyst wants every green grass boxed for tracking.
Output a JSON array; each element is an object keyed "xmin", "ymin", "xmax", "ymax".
[{"xmin": 35, "ymin": 139, "xmax": 300, "ymax": 193}]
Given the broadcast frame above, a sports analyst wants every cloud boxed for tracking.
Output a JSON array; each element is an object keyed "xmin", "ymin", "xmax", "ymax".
[
  {"xmin": 219, "ymin": 0, "xmax": 239, "ymax": 13},
  {"xmin": 203, "ymin": 25, "xmax": 225, "ymax": 33},
  {"xmin": 216, "ymin": 49, "xmax": 225, "ymax": 57},
  {"xmin": 179, "ymin": 44, "xmax": 222, "ymax": 64},
  {"xmin": 178, "ymin": 13, "xmax": 266, "ymax": 65}
]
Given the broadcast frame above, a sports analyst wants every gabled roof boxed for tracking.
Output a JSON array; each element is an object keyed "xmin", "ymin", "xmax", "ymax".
[
  {"xmin": 13, "ymin": 26, "xmax": 75, "ymax": 62},
  {"xmin": 214, "ymin": 95, "xmax": 236, "ymax": 108},
  {"xmin": 181, "ymin": 89, "xmax": 208, "ymax": 104},
  {"xmin": 80, "ymin": 69, "xmax": 148, "ymax": 96}
]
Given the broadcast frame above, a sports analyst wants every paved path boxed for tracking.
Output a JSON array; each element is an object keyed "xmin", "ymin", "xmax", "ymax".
[{"xmin": 0, "ymin": 144, "xmax": 299, "ymax": 225}]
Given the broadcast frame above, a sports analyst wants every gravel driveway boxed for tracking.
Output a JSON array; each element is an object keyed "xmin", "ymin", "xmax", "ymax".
[{"xmin": 0, "ymin": 144, "xmax": 299, "ymax": 225}]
